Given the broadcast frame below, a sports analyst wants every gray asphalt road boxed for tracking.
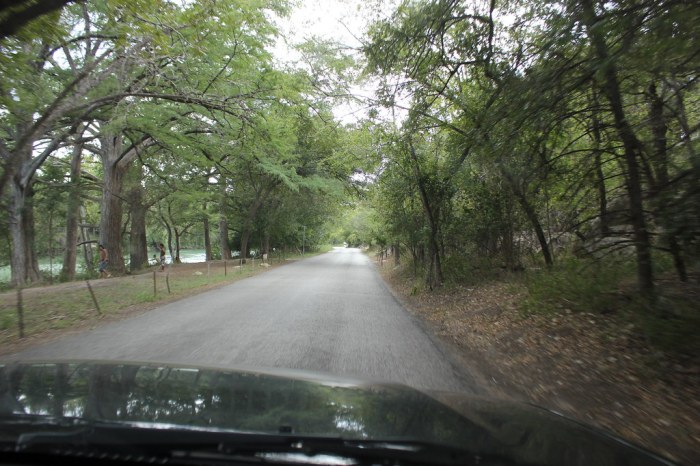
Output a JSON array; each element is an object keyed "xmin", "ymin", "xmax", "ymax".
[{"xmin": 6, "ymin": 248, "xmax": 480, "ymax": 392}]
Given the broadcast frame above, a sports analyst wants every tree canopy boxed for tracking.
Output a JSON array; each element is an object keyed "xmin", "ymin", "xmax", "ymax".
[
  {"xmin": 361, "ymin": 0, "xmax": 699, "ymax": 295},
  {"xmin": 0, "ymin": 0, "xmax": 361, "ymax": 284},
  {"xmin": 1, "ymin": 0, "xmax": 698, "ymax": 309}
]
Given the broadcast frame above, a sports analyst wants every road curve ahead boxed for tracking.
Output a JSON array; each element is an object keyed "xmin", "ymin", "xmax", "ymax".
[{"xmin": 8, "ymin": 248, "xmax": 479, "ymax": 392}]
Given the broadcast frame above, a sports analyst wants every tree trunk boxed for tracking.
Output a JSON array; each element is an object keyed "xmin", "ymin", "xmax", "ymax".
[
  {"xmin": 8, "ymin": 174, "xmax": 41, "ymax": 286},
  {"xmin": 218, "ymin": 217, "xmax": 231, "ymax": 260},
  {"xmin": 240, "ymin": 183, "xmax": 275, "ymax": 264},
  {"xmin": 166, "ymin": 226, "xmax": 174, "ymax": 263},
  {"xmin": 23, "ymin": 184, "xmax": 40, "ymax": 281},
  {"xmin": 60, "ymin": 143, "xmax": 83, "ymax": 281},
  {"xmin": 99, "ymin": 134, "xmax": 128, "ymax": 275},
  {"xmin": 240, "ymin": 228, "xmax": 250, "ymax": 264},
  {"xmin": 594, "ymin": 150, "xmax": 610, "ymax": 236},
  {"xmin": 203, "ymin": 204, "xmax": 213, "ymax": 261},
  {"xmin": 263, "ymin": 231, "xmax": 270, "ymax": 257},
  {"xmin": 128, "ymin": 184, "xmax": 148, "ymax": 272},
  {"xmin": 7, "ymin": 131, "xmax": 41, "ymax": 287},
  {"xmin": 581, "ymin": 0, "xmax": 654, "ymax": 295},
  {"xmin": 426, "ymin": 230, "xmax": 443, "ymax": 289},
  {"xmin": 501, "ymin": 169, "xmax": 553, "ymax": 267},
  {"xmin": 408, "ymin": 143, "xmax": 444, "ymax": 288},
  {"xmin": 648, "ymin": 80, "xmax": 687, "ymax": 282},
  {"xmin": 515, "ymin": 189, "xmax": 553, "ymax": 267},
  {"xmin": 159, "ymin": 209, "xmax": 174, "ymax": 263},
  {"xmin": 591, "ymin": 90, "xmax": 611, "ymax": 237},
  {"xmin": 174, "ymin": 228, "xmax": 182, "ymax": 263},
  {"xmin": 8, "ymin": 180, "xmax": 28, "ymax": 287},
  {"xmin": 218, "ymin": 186, "xmax": 231, "ymax": 259},
  {"xmin": 411, "ymin": 246, "xmax": 419, "ymax": 277},
  {"xmin": 502, "ymin": 197, "xmax": 517, "ymax": 270},
  {"xmin": 48, "ymin": 210, "xmax": 54, "ymax": 284},
  {"xmin": 79, "ymin": 206, "xmax": 94, "ymax": 271}
]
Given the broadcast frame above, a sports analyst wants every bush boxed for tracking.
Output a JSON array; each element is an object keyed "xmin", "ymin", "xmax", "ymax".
[
  {"xmin": 522, "ymin": 255, "xmax": 700, "ymax": 357},
  {"xmin": 522, "ymin": 257, "xmax": 634, "ymax": 315}
]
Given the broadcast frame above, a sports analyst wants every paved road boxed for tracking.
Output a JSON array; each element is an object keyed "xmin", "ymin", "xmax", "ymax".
[{"xmin": 6, "ymin": 248, "xmax": 480, "ymax": 392}]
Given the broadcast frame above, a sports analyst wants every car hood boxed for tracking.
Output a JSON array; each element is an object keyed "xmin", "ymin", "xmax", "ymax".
[{"xmin": 0, "ymin": 360, "xmax": 674, "ymax": 465}]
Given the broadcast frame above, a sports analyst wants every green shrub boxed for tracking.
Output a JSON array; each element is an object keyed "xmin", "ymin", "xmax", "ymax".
[{"xmin": 522, "ymin": 257, "xmax": 634, "ymax": 315}]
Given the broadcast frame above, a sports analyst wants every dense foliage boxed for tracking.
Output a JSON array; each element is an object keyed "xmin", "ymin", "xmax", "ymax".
[{"xmin": 361, "ymin": 0, "xmax": 699, "ymax": 301}]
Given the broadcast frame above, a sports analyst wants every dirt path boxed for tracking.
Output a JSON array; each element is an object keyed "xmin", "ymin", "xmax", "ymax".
[{"xmin": 378, "ymin": 264, "xmax": 699, "ymax": 466}]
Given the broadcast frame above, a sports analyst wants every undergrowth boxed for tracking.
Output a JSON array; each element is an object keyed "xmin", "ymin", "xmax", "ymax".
[
  {"xmin": 521, "ymin": 255, "xmax": 700, "ymax": 357},
  {"xmin": 390, "ymin": 249, "xmax": 700, "ymax": 358},
  {"xmin": 522, "ymin": 257, "xmax": 634, "ymax": 315}
]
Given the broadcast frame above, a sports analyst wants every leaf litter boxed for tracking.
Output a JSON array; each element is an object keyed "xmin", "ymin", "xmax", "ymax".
[{"xmin": 380, "ymin": 265, "xmax": 699, "ymax": 466}]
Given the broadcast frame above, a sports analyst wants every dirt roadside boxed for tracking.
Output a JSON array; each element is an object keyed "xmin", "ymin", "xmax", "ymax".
[{"xmin": 376, "ymin": 262, "xmax": 700, "ymax": 466}]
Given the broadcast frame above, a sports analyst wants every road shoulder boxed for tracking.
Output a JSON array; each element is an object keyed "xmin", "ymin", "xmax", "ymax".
[{"xmin": 374, "ymin": 260, "xmax": 699, "ymax": 466}]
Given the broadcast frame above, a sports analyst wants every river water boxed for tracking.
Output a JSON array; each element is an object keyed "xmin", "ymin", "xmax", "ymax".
[{"xmin": 0, "ymin": 249, "xmax": 209, "ymax": 284}]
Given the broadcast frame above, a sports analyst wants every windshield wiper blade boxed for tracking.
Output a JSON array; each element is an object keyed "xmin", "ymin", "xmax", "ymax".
[{"xmin": 13, "ymin": 423, "xmax": 515, "ymax": 466}]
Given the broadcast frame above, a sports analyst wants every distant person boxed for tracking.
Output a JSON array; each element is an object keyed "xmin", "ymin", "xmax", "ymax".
[
  {"xmin": 159, "ymin": 243, "xmax": 166, "ymax": 271},
  {"xmin": 98, "ymin": 244, "xmax": 110, "ymax": 278}
]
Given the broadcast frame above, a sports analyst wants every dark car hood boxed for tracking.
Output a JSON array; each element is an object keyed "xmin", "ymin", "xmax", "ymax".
[{"xmin": 0, "ymin": 360, "xmax": 675, "ymax": 465}]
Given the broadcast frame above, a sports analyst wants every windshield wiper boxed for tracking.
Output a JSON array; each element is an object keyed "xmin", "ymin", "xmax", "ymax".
[{"xmin": 8, "ymin": 422, "xmax": 520, "ymax": 465}]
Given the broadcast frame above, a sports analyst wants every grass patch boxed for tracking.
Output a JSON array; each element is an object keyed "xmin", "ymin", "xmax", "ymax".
[{"xmin": 0, "ymin": 255, "xmax": 306, "ymax": 350}]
